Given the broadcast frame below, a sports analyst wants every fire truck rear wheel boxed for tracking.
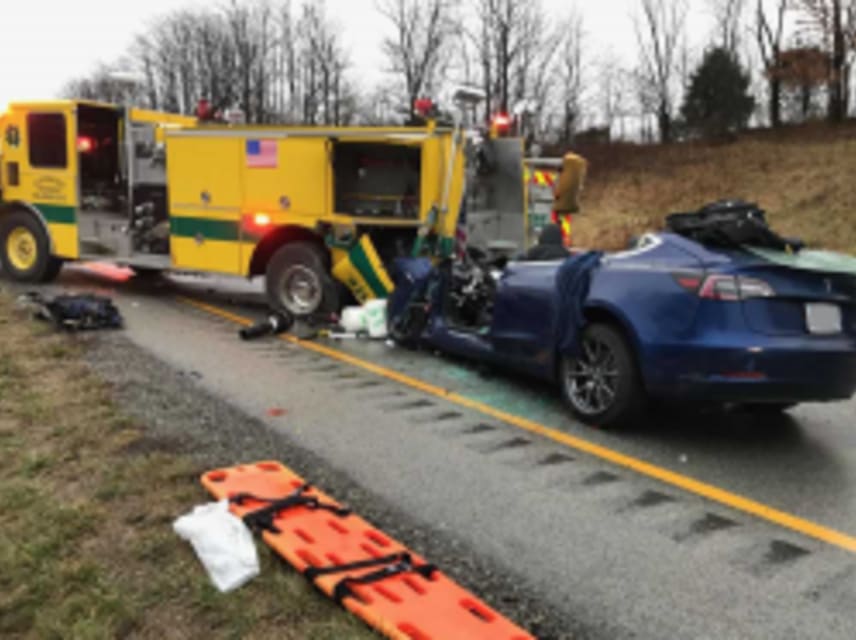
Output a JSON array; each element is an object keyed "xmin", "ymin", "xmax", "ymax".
[
  {"xmin": 266, "ymin": 242, "xmax": 339, "ymax": 317},
  {"xmin": 0, "ymin": 211, "xmax": 63, "ymax": 283}
]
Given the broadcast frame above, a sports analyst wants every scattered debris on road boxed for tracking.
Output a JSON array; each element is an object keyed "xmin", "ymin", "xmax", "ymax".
[
  {"xmin": 242, "ymin": 298, "xmax": 392, "ymax": 344},
  {"xmin": 238, "ymin": 311, "xmax": 293, "ymax": 340},
  {"xmin": 16, "ymin": 291, "xmax": 123, "ymax": 331},
  {"xmin": 324, "ymin": 330, "xmax": 360, "ymax": 340}
]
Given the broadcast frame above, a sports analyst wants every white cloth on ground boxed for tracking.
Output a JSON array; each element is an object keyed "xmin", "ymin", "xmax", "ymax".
[{"xmin": 173, "ymin": 499, "xmax": 260, "ymax": 592}]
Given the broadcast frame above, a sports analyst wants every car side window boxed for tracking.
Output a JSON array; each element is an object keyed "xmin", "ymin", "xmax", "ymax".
[{"xmin": 27, "ymin": 113, "xmax": 67, "ymax": 169}]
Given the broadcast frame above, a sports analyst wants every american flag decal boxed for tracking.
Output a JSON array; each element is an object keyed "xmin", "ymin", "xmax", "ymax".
[{"xmin": 246, "ymin": 139, "xmax": 278, "ymax": 169}]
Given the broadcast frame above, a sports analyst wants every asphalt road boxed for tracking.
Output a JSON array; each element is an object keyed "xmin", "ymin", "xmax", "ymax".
[{"xmin": 12, "ymin": 264, "xmax": 856, "ymax": 639}]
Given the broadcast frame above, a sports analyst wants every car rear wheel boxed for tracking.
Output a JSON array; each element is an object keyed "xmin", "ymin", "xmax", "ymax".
[
  {"xmin": 0, "ymin": 211, "xmax": 63, "ymax": 283},
  {"xmin": 265, "ymin": 242, "xmax": 339, "ymax": 318},
  {"xmin": 559, "ymin": 323, "xmax": 645, "ymax": 428}
]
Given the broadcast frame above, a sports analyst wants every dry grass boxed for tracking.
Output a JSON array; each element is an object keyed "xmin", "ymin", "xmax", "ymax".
[
  {"xmin": 0, "ymin": 293, "xmax": 373, "ymax": 639},
  {"xmin": 571, "ymin": 123, "xmax": 856, "ymax": 254}
]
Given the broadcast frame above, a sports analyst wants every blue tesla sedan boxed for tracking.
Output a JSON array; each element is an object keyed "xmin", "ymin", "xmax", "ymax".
[{"xmin": 388, "ymin": 232, "xmax": 856, "ymax": 428}]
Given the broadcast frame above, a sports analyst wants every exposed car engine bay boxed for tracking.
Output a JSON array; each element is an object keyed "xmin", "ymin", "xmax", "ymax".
[{"xmin": 444, "ymin": 249, "xmax": 506, "ymax": 332}]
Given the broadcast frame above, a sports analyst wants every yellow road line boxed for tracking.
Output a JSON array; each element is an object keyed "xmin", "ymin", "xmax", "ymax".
[{"xmin": 179, "ymin": 296, "xmax": 856, "ymax": 554}]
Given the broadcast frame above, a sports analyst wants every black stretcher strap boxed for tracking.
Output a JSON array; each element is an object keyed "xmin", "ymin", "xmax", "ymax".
[
  {"xmin": 303, "ymin": 552, "xmax": 437, "ymax": 604},
  {"xmin": 304, "ymin": 552, "xmax": 410, "ymax": 581},
  {"xmin": 230, "ymin": 484, "xmax": 351, "ymax": 534}
]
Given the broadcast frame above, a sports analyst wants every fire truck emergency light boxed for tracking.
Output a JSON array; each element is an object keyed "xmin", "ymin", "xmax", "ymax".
[{"xmin": 77, "ymin": 136, "xmax": 96, "ymax": 153}]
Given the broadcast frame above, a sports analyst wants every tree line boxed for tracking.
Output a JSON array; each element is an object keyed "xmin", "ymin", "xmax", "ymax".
[{"xmin": 64, "ymin": 0, "xmax": 856, "ymax": 145}]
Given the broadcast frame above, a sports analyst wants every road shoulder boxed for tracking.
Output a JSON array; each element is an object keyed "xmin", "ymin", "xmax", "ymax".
[{"xmin": 83, "ymin": 327, "xmax": 577, "ymax": 639}]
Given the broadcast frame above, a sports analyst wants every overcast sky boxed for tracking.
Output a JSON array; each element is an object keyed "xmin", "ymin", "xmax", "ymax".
[{"xmin": 0, "ymin": 0, "xmax": 720, "ymax": 112}]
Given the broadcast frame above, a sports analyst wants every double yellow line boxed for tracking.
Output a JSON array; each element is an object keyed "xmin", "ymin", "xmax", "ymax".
[{"xmin": 180, "ymin": 296, "xmax": 856, "ymax": 554}]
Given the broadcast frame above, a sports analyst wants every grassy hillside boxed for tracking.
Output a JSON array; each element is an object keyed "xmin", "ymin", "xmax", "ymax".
[{"xmin": 571, "ymin": 123, "xmax": 856, "ymax": 255}]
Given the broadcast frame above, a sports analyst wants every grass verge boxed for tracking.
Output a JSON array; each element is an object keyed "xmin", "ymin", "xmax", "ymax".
[
  {"xmin": 572, "ymin": 122, "xmax": 856, "ymax": 254},
  {"xmin": 0, "ymin": 291, "xmax": 373, "ymax": 639}
]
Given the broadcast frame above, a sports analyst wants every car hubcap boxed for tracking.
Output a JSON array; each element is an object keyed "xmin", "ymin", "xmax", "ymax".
[
  {"xmin": 280, "ymin": 265, "xmax": 322, "ymax": 315},
  {"xmin": 7, "ymin": 227, "xmax": 38, "ymax": 271},
  {"xmin": 564, "ymin": 336, "xmax": 619, "ymax": 416}
]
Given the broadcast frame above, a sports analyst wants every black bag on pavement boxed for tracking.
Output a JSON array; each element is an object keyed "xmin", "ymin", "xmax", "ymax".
[{"xmin": 21, "ymin": 292, "xmax": 124, "ymax": 331}]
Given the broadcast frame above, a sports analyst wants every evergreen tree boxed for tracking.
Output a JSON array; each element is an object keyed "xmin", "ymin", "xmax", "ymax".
[{"xmin": 681, "ymin": 47, "xmax": 755, "ymax": 137}]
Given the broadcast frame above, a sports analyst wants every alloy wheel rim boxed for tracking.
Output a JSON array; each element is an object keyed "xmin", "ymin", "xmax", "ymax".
[
  {"xmin": 280, "ymin": 265, "xmax": 322, "ymax": 315},
  {"xmin": 564, "ymin": 336, "xmax": 620, "ymax": 416}
]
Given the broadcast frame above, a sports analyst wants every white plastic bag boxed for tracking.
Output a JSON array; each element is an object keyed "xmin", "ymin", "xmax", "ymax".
[
  {"xmin": 173, "ymin": 499, "xmax": 260, "ymax": 592},
  {"xmin": 364, "ymin": 299, "xmax": 388, "ymax": 339},
  {"xmin": 340, "ymin": 306, "xmax": 367, "ymax": 333}
]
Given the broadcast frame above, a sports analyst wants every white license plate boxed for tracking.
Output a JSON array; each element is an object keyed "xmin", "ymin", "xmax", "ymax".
[{"xmin": 805, "ymin": 303, "xmax": 843, "ymax": 335}]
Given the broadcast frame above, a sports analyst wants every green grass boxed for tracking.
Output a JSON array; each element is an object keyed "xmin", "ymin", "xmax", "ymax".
[{"xmin": 0, "ymin": 294, "xmax": 374, "ymax": 639}]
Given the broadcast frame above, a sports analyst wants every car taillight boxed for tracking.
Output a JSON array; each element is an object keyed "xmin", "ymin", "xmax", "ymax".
[
  {"xmin": 736, "ymin": 276, "xmax": 775, "ymax": 299},
  {"xmin": 699, "ymin": 275, "xmax": 741, "ymax": 301},
  {"xmin": 674, "ymin": 272, "xmax": 774, "ymax": 301},
  {"xmin": 671, "ymin": 270, "xmax": 703, "ymax": 293}
]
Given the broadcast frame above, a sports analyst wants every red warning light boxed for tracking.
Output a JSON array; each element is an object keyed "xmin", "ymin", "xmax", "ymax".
[
  {"xmin": 490, "ymin": 113, "xmax": 513, "ymax": 137},
  {"xmin": 414, "ymin": 97, "xmax": 434, "ymax": 117},
  {"xmin": 492, "ymin": 113, "xmax": 511, "ymax": 130},
  {"xmin": 77, "ymin": 136, "xmax": 96, "ymax": 153},
  {"xmin": 242, "ymin": 212, "xmax": 273, "ymax": 237}
]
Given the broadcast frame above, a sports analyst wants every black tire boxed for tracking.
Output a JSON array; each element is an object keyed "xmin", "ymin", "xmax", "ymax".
[
  {"xmin": 558, "ymin": 323, "xmax": 646, "ymax": 428},
  {"xmin": 41, "ymin": 255, "xmax": 64, "ymax": 282},
  {"xmin": 265, "ymin": 242, "xmax": 339, "ymax": 317},
  {"xmin": 0, "ymin": 211, "xmax": 62, "ymax": 283},
  {"xmin": 739, "ymin": 402, "xmax": 798, "ymax": 415},
  {"xmin": 387, "ymin": 303, "xmax": 428, "ymax": 349},
  {"xmin": 132, "ymin": 267, "xmax": 164, "ymax": 279}
]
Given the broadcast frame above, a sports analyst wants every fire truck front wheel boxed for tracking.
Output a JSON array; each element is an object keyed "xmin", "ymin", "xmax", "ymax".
[
  {"xmin": 265, "ymin": 242, "xmax": 339, "ymax": 317},
  {"xmin": 0, "ymin": 211, "xmax": 63, "ymax": 283}
]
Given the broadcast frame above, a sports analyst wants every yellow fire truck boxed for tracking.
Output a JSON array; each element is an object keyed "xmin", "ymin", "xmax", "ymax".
[
  {"xmin": 0, "ymin": 99, "xmax": 479, "ymax": 316},
  {"xmin": 0, "ymin": 96, "xmax": 544, "ymax": 318}
]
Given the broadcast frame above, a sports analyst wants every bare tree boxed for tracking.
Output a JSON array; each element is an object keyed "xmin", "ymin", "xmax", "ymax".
[
  {"xmin": 775, "ymin": 45, "xmax": 831, "ymax": 119},
  {"xmin": 64, "ymin": 0, "xmax": 354, "ymax": 126},
  {"xmin": 756, "ymin": 0, "xmax": 789, "ymax": 128},
  {"xmin": 796, "ymin": 0, "xmax": 856, "ymax": 120},
  {"xmin": 62, "ymin": 62, "xmax": 148, "ymax": 105},
  {"xmin": 712, "ymin": 0, "xmax": 749, "ymax": 53},
  {"xmin": 378, "ymin": 0, "xmax": 456, "ymax": 117},
  {"xmin": 188, "ymin": 11, "xmax": 239, "ymax": 115},
  {"xmin": 130, "ymin": 8, "xmax": 241, "ymax": 116},
  {"xmin": 598, "ymin": 52, "xmax": 627, "ymax": 138},
  {"xmin": 225, "ymin": 1, "xmax": 267, "ymax": 123},
  {"xmin": 514, "ymin": 7, "xmax": 565, "ymax": 137},
  {"xmin": 298, "ymin": 2, "xmax": 350, "ymax": 125},
  {"xmin": 556, "ymin": 10, "xmax": 585, "ymax": 144},
  {"xmin": 633, "ymin": 65, "xmax": 660, "ymax": 143},
  {"xmin": 467, "ymin": 0, "xmax": 562, "ymax": 128},
  {"xmin": 271, "ymin": 1, "xmax": 298, "ymax": 121},
  {"xmin": 634, "ymin": 0, "xmax": 689, "ymax": 142}
]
